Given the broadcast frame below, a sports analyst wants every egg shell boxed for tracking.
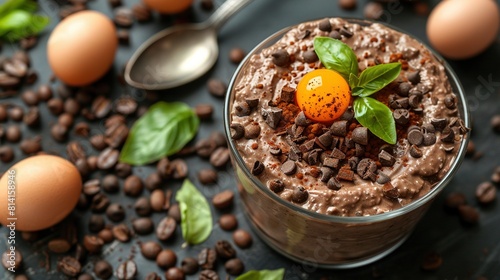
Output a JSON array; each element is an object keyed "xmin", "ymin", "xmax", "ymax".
[
  {"xmin": 47, "ymin": 11, "xmax": 118, "ymax": 86},
  {"xmin": 0, "ymin": 155, "xmax": 82, "ymax": 231},
  {"xmin": 143, "ymin": 0, "xmax": 193, "ymax": 14},
  {"xmin": 427, "ymin": 0, "xmax": 500, "ymax": 60}
]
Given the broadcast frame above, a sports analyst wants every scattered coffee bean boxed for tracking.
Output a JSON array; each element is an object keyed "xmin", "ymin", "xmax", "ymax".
[
  {"xmin": 339, "ymin": 0, "xmax": 356, "ymax": 10},
  {"xmin": 76, "ymin": 158, "xmax": 90, "ymax": 177},
  {"xmin": 132, "ymin": 3, "xmax": 151, "ymax": 21},
  {"xmin": 233, "ymin": 229, "xmax": 252, "ymax": 249},
  {"xmin": 83, "ymin": 179, "xmax": 101, "ymax": 197},
  {"xmin": 458, "ymin": 205, "xmax": 480, "ymax": 225},
  {"xmin": 106, "ymin": 203, "xmax": 126, "ymax": 222},
  {"xmin": 198, "ymin": 248, "xmax": 217, "ymax": 270},
  {"xmin": 219, "ymin": 214, "xmax": 238, "ymax": 231},
  {"xmin": 229, "ymin": 47, "xmax": 245, "ymax": 64},
  {"xmin": 48, "ymin": 238, "xmax": 72, "ymax": 254},
  {"xmin": 90, "ymin": 134, "xmax": 107, "ymax": 151},
  {"xmin": 101, "ymin": 174, "xmax": 120, "ymax": 193},
  {"xmin": 51, "ymin": 123, "xmax": 68, "ymax": 142},
  {"xmin": 199, "ymin": 270, "xmax": 219, "ymax": 280},
  {"xmin": 21, "ymin": 90, "xmax": 39, "ymax": 106},
  {"xmin": 83, "ymin": 235, "xmax": 104, "ymax": 254},
  {"xmin": 364, "ymin": 2, "xmax": 383, "ymax": 19},
  {"xmin": 198, "ymin": 168, "xmax": 218, "ymax": 184},
  {"xmin": 98, "ymin": 228, "xmax": 114, "ymax": 244},
  {"xmin": 64, "ymin": 98, "xmax": 80, "ymax": 115},
  {"xmin": 491, "ymin": 115, "xmax": 500, "ymax": 133},
  {"xmin": 88, "ymin": 214, "xmax": 105, "ymax": 232},
  {"xmin": 145, "ymin": 272, "xmax": 161, "ymax": 280},
  {"xmin": 4, "ymin": 59, "xmax": 27, "ymax": 77},
  {"xmin": 210, "ymin": 147, "xmax": 230, "ymax": 168},
  {"xmin": 92, "ymin": 96, "xmax": 112, "ymax": 119},
  {"xmin": 134, "ymin": 197, "xmax": 152, "ymax": 217},
  {"xmin": 74, "ymin": 122, "xmax": 90, "ymax": 137},
  {"xmin": 165, "ymin": 267, "xmax": 185, "ymax": 280},
  {"xmin": 225, "ymin": 258, "xmax": 244, "ymax": 276},
  {"xmin": 151, "ymin": 189, "xmax": 166, "ymax": 212},
  {"xmin": 97, "ymin": 148, "xmax": 119, "ymax": 170},
  {"xmin": 170, "ymin": 159, "xmax": 188, "ymax": 179},
  {"xmin": 271, "ymin": 49, "xmax": 290, "ymax": 67},
  {"xmin": 156, "ymin": 217, "xmax": 177, "ymax": 241},
  {"xmin": 8, "ymin": 106, "xmax": 23, "ymax": 122},
  {"xmin": 77, "ymin": 273, "xmax": 93, "ymax": 280},
  {"xmin": 421, "ymin": 251, "xmax": 442, "ymax": 271},
  {"xmin": 0, "ymin": 146, "xmax": 14, "ymax": 163},
  {"xmin": 181, "ymin": 257, "xmax": 199, "ymax": 275},
  {"xmin": 91, "ymin": 193, "xmax": 110, "ymax": 213},
  {"xmin": 195, "ymin": 103, "xmax": 214, "ymax": 120},
  {"xmin": 141, "ymin": 241, "xmax": 162, "ymax": 260},
  {"xmin": 115, "ymin": 260, "xmax": 137, "ymax": 280},
  {"xmin": 444, "ymin": 192, "xmax": 467, "ymax": 211},
  {"xmin": 145, "ymin": 172, "xmax": 162, "ymax": 191},
  {"xmin": 2, "ymin": 249, "xmax": 22, "ymax": 271},
  {"xmin": 475, "ymin": 182, "xmax": 496, "ymax": 204},
  {"xmin": 58, "ymin": 256, "xmax": 81, "ymax": 277},
  {"xmin": 215, "ymin": 240, "xmax": 236, "ymax": 259},
  {"xmin": 168, "ymin": 203, "xmax": 181, "ymax": 223},
  {"xmin": 37, "ymin": 84, "xmax": 53, "ymax": 101},
  {"xmin": 318, "ymin": 18, "xmax": 331, "ymax": 32},
  {"xmin": 207, "ymin": 79, "xmax": 227, "ymax": 98},
  {"xmin": 94, "ymin": 260, "xmax": 113, "ymax": 279},
  {"xmin": 112, "ymin": 224, "xmax": 131, "ymax": 242},
  {"xmin": 212, "ymin": 190, "xmax": 234, "ymax": 210},
  {"xmin": 23, "ymin": 107, "xmax": 40, "ymax": 127},
  {"xmin": 20, "ymin": 136, "xmax": 41, "ymax": 154},
  {"xmin": 114, "ymin": 7, "xmax": 134, "ymax": 28},
  {"xmin": 133, "ymin": 217, "xmax": 154, "ymax": 235},
  {"xmin": 157, "ymin": 249, "xmax": 177, "ymax": 269},
  {"xmin": 67, "ymin": 141, "xmax": 86, "ymax": 163},
  {"xmin": 48, "ymin": 98, "xmax": 64, "ymax": 115},
  {"xmin": 5, "ymin": 125, "xmax": 21, "ymax": 142}
]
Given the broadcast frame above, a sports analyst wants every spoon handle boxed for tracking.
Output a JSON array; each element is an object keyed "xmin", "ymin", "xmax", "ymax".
[{"xmin": 207, "ymin": 0, "xmax": 254, "ymax": 31}]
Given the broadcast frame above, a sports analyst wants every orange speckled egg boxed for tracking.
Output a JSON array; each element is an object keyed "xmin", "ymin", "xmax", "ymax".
[
  {"xmin": 143, "ymin": 0, "xmax": 193, "ymax": 14},
  {"xmin": 427, "ymin": 0, "xmax": 500, "ymax": 60},
  {"xmin": 47, "ymin": 11, "xmax": 118, "ymax": 86},
  {"xmin": 0, "ymin": 155, "xmax": 82, "ymax": 231}
]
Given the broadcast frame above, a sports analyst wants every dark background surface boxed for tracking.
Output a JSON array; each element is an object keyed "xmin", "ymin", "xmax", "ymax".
[{"xmin": 1, "ymin": 0, "xmax": 500, "ymax": 279}]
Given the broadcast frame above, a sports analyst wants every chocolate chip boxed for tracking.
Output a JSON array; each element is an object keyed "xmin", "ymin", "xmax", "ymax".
[
  {"xmin": 157, "ymin": 249, "xmax": 177, "ymax": 269},
  {"xmin": 339, "ymin": 27, "xmax": 353, "ymax": 38},
  {"xmin": 318, "ymin": 19, "xmax": 331, "ymax": 32},
  {"xmin": 408, "ymin": 94, "xmax": 421, "ymax": 108},
  {"xmin": 376, "ymin": 172, "xmax": 391, "ymax": 184},
  {"xmin": 268, "ymin": 179, "xmax": 285, "ymax": 193},
  {"xmin": 422, "ymin": 132, "xmax": 436, "ymax": 146},
  {"xmin": 294, "ymin": 111, "xmax": 309, "ymax": 126},
  {"xmin": 431, "ymin": 118, "xmax": 448, "ymax": 131},
  {"xmin": 156, "ymin": 217, "xmax": 176, "ymax": 241},
  {"xmin": 421, "ymin": 123, "xmax": 435, "ymax": 134},
  {"xmin": 300, "ymin": 139, "xmax": 315, "ymax": 153},
  {"xmin": 392, "ymin": 109, "xmax": 410, "ymax": 125},
  {"xmin": 297, "ymin": 29, "xmax": 311, "ymax": 40},
  {"xmin": 440, "ymin": 126, "xmax": 455, "ymax": 143},
  {"xmin": 331, "ymin": 148, "xmax": 346, "ymax": 159},
  {"xmin": 229, "ymin": 47, "xmax": 246, "ymax": 64},
  {"xmin": 323, "ymin": 157, "xmax": 340, "ymax": 169},
  {"xmin": 407, "ymin": 71, "xmax": 421, "ymax": 84},
  {"xmin": 382, "ymin": 182, "xmax": 399, "ymax": 199},
  {"xmin": 244, "ymin": 123, "xmax": 260, "ymax": 139},
  {"xmin": 262, "ymin": 107, "xmax": 282, "ymax": 129},
  {"xmin": 280, "ymin": 86, "xmax": 295, "ymax": 103},
  {"xmin": 409, "ymin": 144, "xmax": 423, "ymax": 158},
  {"xmin": 352, "ymin": 127, "xmax": 368, "ymax": 145},
  {"xmin": 329, "ymin": 30, "xmax": 342, "ymax": 40},
  {"xmin": 475, "ymin": 182, "xmax": 496, "ymax": 204},
  {"xmin": 379, "ymin": 150, "xmax": 396, "ymax": 166},
  {"xmin": 272, "ymin": 49, "xmax": 290, "ymax": 67},
  {"xmin": 251, "ymin": 161, "xmax": 265, "ymax": 175},
  {"xmin": 357, "ymin": 158, "xmax": 377, "ymax": 181},
  {"xmin": 302, "ymin": 50, "xmax": 318, "ymax": 63},
  {"xmin": 491, "ymin": 115, "xmax": 500, "ymax": 133},
  {"xmin": 244, "ymin": 98, "xmax": 259, "ymax": 109},
  {"xmin": 234, "ymin": 102, "xmax": 251, "ymax": 117},
  {"xmin": 329, "ymin": 123, "xmax": 347, "ymax": 143},
  {"xmin": 390, "ymin": 97, "xmax": 409, "ymax": 109},
  {"xmin": 408, "ymin": 129, "xmax": 423, "ymax": 145},
  {"xmin": 269, "ymin": 146, "xmax": 282, "ymax": 156},
  {"xmin": 281, "ymin": 160, "xmax": 297, "ymax": 175},
  {"xmin": 198, "ymin": 248, "xmax": 217, "ymax": 270},
  {"xmin": 317, "ymin": 131, "xmax": 333, "ymax": 148},
  {"xmin": 230, "ymin": 123, "xmax": 244, "ymax": 140},
  {"xmin": 292, "ymin": 186, "xmax": 308, "ymax": 203},
  {"xmin": 339, "ymin": 0, "xmax": 357, "ymax": 10},
  {"xmin": 364, "ymin": 2, "xmax": 384, "ymax": 19},
  {"xmin": 398, "ymin": 82, "xmax": 411, "ymax": 97},
  {"xmin": 444, "ymin": 94, "xmax": 457, "ymax": 109},
  {"xmin": 355, "ymin": 143, "xmax": 365, "ymax": 157},
  {"xmin": 421, "ymin": 252, "xmax": 442, "ymax": 271},
  {"xmin": 306, "ymin": 149, "xmax": 320, "ymax": 165},
  {"xmin": 327, "ymin": 177, "xmax": 342, "ymax": 190},
  {"xmin": 337, "ymin": 167, "xmax": 355, "ymax": 181}
]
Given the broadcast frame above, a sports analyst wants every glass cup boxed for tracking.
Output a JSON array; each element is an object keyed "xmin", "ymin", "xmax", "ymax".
[{"xmin": 224, "ymin": 19, "xmax": 470, "ymax": 268}]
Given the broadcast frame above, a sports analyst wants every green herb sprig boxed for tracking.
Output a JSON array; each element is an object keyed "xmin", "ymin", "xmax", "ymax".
[
  {"xmin": 314, "ymin": 37, "xmax": 401, "ymax": 144},
  {"xmin": 119, "ymin": 101, "xmax": 200, "ymax": 165},
  {"xmin": 236, "ymin": 268, "xmax": 285, "ymax": 280},
  {"xmin": 0, "ymin": 0, "xmax": 50, "ymax": 42}
]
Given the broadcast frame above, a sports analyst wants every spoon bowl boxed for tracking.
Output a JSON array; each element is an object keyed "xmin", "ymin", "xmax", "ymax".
[{"xmin": 125, "ymin": 0, "xmax": 253, "ymax": 90}]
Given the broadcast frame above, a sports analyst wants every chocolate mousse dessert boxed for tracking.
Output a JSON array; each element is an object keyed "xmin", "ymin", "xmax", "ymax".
[{"xmin": 229, "ymin": 18, "xmax": 468, "ymax": 217}]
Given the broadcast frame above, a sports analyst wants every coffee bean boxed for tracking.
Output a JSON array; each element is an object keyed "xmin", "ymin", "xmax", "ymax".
[
  {"xmin": 132, "ymin": 217, "xmax": 154, "ymax": 235},
  {"xmin": 132, "ymin": 3, "xmax": 151, "ymax": 21},
  {"xmin": 4, "ymin": 59, "xmax": 27, "ymax": 77},
  {"xmin": 0, "ymin": 71, "xmax": 20, "ymax": 88},
  {"xmin": 83, "ymin": 235, "xmax": 104, "ymax": 254},
  {"xmin": 21, "ymin": 90, "xmax": 38, "ymax": 106},
  {"xmin": 88, "ymin": 214, "xmax": 105, "ymax": 232},
  {"xmin": 491, "ymin": 115, "xmax": 500, "ymax": 133},
  {"xmin": 134, "ymin": 197, "xmax": 152, "ymax": 217},
  {"xmin": 98, "ymin": 228, "xmax": 114, "ymax": 244},
  {"xmin": 114, "ymin": 7, "xmax": 134, "ymax": 28},
  {"xmin": 458, "ymin": 205, "xmax": 479, "ymax": 225},
  {"xmin": 4, "ymin": 125, "xmax": 21, "ymax": 143},
  {"xmin": 364, "ymin": 2, "xmax": 383, "ymax": 19},
  {"xmin": 207, "ymin": 79, "xmax": 227, "ymax": 98},
  {"xmin": 77, "ymin": 273, "xmax": 93, "ymax": 280},
  {"xmin": 157, "ymin": 217, "xmax": 177, "ymax": 241},
  {"xmin": 272, "ymin": 49, "xmax": 290, "ymax": 67},
  {"xmin": 145, "ymin": 272, "xmax": 161, "ymax": 280},
  {"xmin": 8, "ymin": 106, "xmax": 23, "ymax": 122},
  {"xmin": 157, "ymin": 157, "xmax": 172, "ymax": 178},
  {"xmin": 97, "ymin": 148, "xmax": 119, "ymax": 170},
  {"xmin": 292, "ymin": 186, "xmax": 309, "ymax": 203},
  {"xmin": 113, "ymin": 224, "xmax": 131, "ymax": 242},
  {"xmin": 198, "ymin": 248, "xmax": 217, "ymax": 270},
  {"xmin": 195, "ymin": 103, "xmax": 213, "ymax": 120},
  {"xmin": 444, "ymin": 192, "xmax": 467, "ymax": 211},
  {"xmin": 2, "ymin": 249, "xmax": 22, "ymax": 271},
  {"xmin": 302, "ymin": 50, "xmax": 318, "ymax": 63},
  {"xmin": 63, "ymin": 98, "xmax": 80, "ymax": 115},
  {"xmin": 58, "ymin": 256, "xmax": 81, "ymax": 277},
  {"xmin": 217, "ymin": 214, "xmax": 237, "ymax": 232},
  {"xmin": 77, "ymin": 193, "xmax": 89, "ymax": 210},
  {"xmin": 105, "ymin": 123, "xmax": 129, "ymax": 148},
  {"xmin": 48, "ymin": 238, "xmax": 72, "ymax": 253},
  {"xmin": 76, "ymin": 158, "xmax": 90, "ymax": 177},
  {"xmin": 116, "ymin": 260, "xmax": 137, "ymax": 280},
  {"xmin": 393, "ymin": 109, "xmax": 410, "ymax": 125},
  {"xmin": 74, "ymin": 122, "xmax": 90, "ymax": 137},
  {"xmin": 157, "ymin": 249, "xmax": 177, "ymax": 269},
  {"xmin": 475, "ymin": 182, "xmax": 496, "ymax": 204},
  {"xmin": 168, "ymin": 203, "xmax": 181, "ymax": 223},
  {"xmin": 114, "ymin": 96, "xmax": 137, "ymax": 115},
  {"xmin": 165, "ymin": 267, "xmax": 185, "ymax": 280},
  {"xmin": 94, "ymin": 260, "xmax": 113, "ymax": 279},
  {"xmin": 89, "ymin": 134, "xmax": 106, "ymax": 151},
  {"xmin": 115, "ymin": 162, "xmax": 132, "ymax": 178},
  {"xmin": 181, "ymin": 257, "xmax": 199, "ymax": 275},
  {"xmin": 51, "ymin": 123, "xmax": 68, "ymax": 142},
  {"xmin": 83, "ymin": 179, "xmax": 101, "ymax": 197},
  {"xmin": 67, "ymin": 141, "xmax": 86, "ymax": 163},
  {"xmin": 213, "ymin": 190, "xmax": 234, "ymax": 210},
  {"xmin": 232, "ymin": 229, "xmax": 252, "ymax": 249},
  {"xmin": 0, "ymin": 146, "xmax": 14, "ymax": 163},
  {"xmin": 421, "ymin": 251, "xmax": 442, "ymax": 271},
  {"xmin": 91, "ymin": 193, "xmax": 110, "ymax": 213},
  {"xmin": 199, "ymin": 270, "xmax": 219, "ymax": 280},
  {"xmin": 37, "ymin": 84, "xmax": 53, "ymax": 101},
  {"xmin": 170, "ymin": 159, "xmax": 188, "ymax": 179},
  {"xmin": 141, "ymin": 241, "xmax": 162, "ymax": 260},
  {"xmin": 0, "ymin": 105, "xmax": 7, "ymax": 122},
  {"xmin": 198, "ymin": 169, "xmax": 218, "ymax": 185},
  {"xmin": 23, "ymin": 107, "xmax": 40, "ymax": 127},
  {"xmin": 92, "ymin": 96, "xmax": 112, "ymax": 119},
  {"xmin": 142, "ymin": 172, "xmax": 161, "ymax": 191},
  {"xmin": 339, "ymin": 0, "xmax": 356, "ymax": 10},
  {"xmin": 215, "ymin": 240, "xmax": 236, "ymax": 259},
  {"xmin": 228, "ymin": 47, "xmax": 245, "ymax": 64},
  {"xmin": 281, "ymin": 160, "xmax": 297, "ymax": 175},
  {"xmin": 150, "ymin": 189, "xmax": 166, "ymax": 212},
  {"xmin": 210, "ymin": 147, "xmax": 230, "ymax": 168},
  {"xmin": 106, "ymin": 203, "xmax": 125, "ymax": 222},
  {"xmin": 225, "ymin": 258, "xmax": 244, "ymax": 276},
  {"xmin": 101, "ymin": 174, "xmax": 120, "ymax": 193},
  {"xmin": 20, "ymin": 136, "xmax": 41, "ymax": 154}
]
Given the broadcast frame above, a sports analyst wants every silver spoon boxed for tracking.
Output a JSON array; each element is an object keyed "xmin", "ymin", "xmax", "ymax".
[{"xmin": 124, "ymin": 0, "xmax": 253, "ymax": 90}]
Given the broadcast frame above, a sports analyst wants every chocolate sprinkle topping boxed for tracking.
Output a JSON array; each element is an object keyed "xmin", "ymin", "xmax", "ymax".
[{"xmin": 281, "ymin": 160, "xmax": 297, "ymax": 175}]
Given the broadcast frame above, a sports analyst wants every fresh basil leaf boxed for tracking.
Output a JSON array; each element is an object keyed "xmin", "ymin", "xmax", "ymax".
[
  {"xmin": 236, "ymin": 268, "xmax": 285, "ymax": 280},
  {"xmin": 348, "ymin": 72, "xmax": 359, "ymax": 89},
  {"xmin": 354, "ymin": 97, "xmax": 396, "ymax": 144},
  {"xmin": 175, "ymin": 179, "xmax": 212, "ymax": 245},
  {"xmin": 0, "ymin": 0, "xmax": 36, "ymax": 18},
  {"xmin": 119, "ymin": 101, "xmax": 199, "ymax": 165},
  {"xmin": 353, "ymin": 63, "xmax": 401, "ymax": 97},
  {"xmin": 0, "ymin": 10, "xmax": 49, "ymax": 41},
  {"xmin": 313, "ymin": 36, "xmax": 358, "ymax": 81}
]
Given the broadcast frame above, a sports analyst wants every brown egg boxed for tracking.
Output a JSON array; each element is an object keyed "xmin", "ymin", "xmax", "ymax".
[
  {"xmin": 427, "ymin": 0, "xmax": 500, "ymax": 60},
  {"xmin": 143, "ymin": 0, "xmax": 193, "ymax": 14},
  {"xmin": 0, "ymin": 155, "xmax": 82, "ymax": 231},
  {"xmin": 47, "ymin": 11, "xmax": 118, "ymax": 86}
]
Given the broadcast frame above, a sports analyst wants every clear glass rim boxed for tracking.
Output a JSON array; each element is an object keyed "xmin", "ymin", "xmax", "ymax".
[{"xmin": 223, "ymin": 18, "xmax": 471, "ymax": 224}]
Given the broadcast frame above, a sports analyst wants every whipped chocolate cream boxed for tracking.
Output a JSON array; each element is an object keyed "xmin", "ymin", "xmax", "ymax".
[{"xmin": 230, "ymin": 18, "xmax": 467, "ymax": 217}]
